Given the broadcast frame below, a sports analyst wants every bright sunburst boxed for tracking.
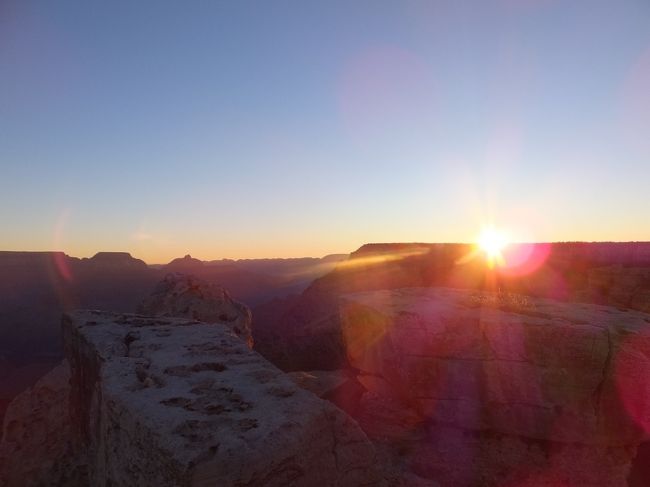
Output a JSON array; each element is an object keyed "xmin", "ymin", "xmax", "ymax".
[{"xmin": 477, "ymin": 227, "xmax": 509, "ymax": 268}]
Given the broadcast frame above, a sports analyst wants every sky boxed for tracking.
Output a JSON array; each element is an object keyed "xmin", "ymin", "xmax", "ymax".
[{"xmin": 1, "ymin": 0, "xmax": 649, "ymax": 263}]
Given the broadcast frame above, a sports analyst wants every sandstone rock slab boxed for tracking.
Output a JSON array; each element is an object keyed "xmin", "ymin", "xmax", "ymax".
[{"xmin": 60, "ymin": 310, "xmax": 381, "ymax": 487}]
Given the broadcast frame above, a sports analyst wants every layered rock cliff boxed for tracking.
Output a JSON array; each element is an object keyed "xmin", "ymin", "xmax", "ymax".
[
  {"xmin": 339, "ymin": 287, "xmax": 650, "ymax": 486},
  {"xmin": 253, "ymin": 242, "xmax": 650, "ymax": 372}
]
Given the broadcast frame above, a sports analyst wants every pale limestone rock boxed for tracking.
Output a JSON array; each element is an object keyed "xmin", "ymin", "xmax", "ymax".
[
  {"xmin": 60, "ymin": 310, "xmax": 381, "ymax": 486},
  {"xmin": 138, "ymin": 273, "xmax": 253, "ymax": 347},
  {"xmin": 0, "ymin": 310, "xmax": 382, "ymax": 487}
]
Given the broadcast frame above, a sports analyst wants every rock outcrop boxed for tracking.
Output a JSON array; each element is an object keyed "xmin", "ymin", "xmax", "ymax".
[
  {"xmin": 580, "ymin": 265, "xmax": 650, "ymax": 313},
  {"xmin": 253, "ymin": 242, "xmax": 650, "ymax": 373},
  {"xmin": 287, "ymin": 370, "xmax": 366, "ymax": 417},
  {"xmin": 1, "ymin": 310, "xmax": 382, "ymax": 487},
  {"xmin": 288, "ymin": 370, "xmax": 352, "ymax": 398},
  {"xmin": 138, "ymin": 273, "xmax": 254, "ymax": 347},
  {"xmin": 0, "ymin": 252, "xmax": 344, "ymax": 429},
  {"xmin": 339, "ymin": 287, "xmax": 650, "ymax": 486},
  {"xmin": 0, "ymin": 362, "xmax": 85, "ymax": 486},
  {"xmin": 253, "ymin": 291, "xmax": 349, "ymax": 371}
]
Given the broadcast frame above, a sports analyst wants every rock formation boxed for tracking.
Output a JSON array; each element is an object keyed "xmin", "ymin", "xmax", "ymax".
[
  {"xmin": 253, "ymin": 242, "xmax": 650, "ymax": 373},
  {"xmin": 580, "ymin": 265, "xmax": 650, "ymax": 313},
  {"xmin": 287, "ymin": 370, "xmax": 351, "ymax": 398},
  {"xmin": 253, "ymin": 291, "xmax": 349, "ymax": 371},
  {"xmin": 82, "ymin": 252, "xmax": 149, "ymax": 271},
  {"xmin": 1, "ymin": 310, "xmax": 382, "ymax": 486},
  {"xmin": 287, "ymin": 370, "xmax": 366, "ymax": 417},
  {"xmin": 0, "ymin": 362, "xmax": 85, "ymax": 486},
  {"xmin": 339, "ymin": 287, "xmax": 650, "ymax": 486},
  {"xmin": 138, "ymin": 273, "xmax": 254, "ymax": 347},
  {"xmin": 0, "ymin": 250, "xmax": 345, "ymax": 421},
  {"xmin": 164, "ymin": 254, "xmax": 206, "ymax": 273},
  {"xmin": 4, "ymin": 244, "xmax": 650, "ymax": 486}
]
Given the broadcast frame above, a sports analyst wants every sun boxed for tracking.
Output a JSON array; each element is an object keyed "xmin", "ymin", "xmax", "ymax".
[{"xmin": 477, "ymin": 227, "xmax": 509, "ymax": 268}]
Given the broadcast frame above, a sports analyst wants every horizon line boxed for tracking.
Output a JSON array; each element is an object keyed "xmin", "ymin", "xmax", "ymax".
[{"xmin": 3, "ymin": 240, "xmax": 650, "ymax": 265}]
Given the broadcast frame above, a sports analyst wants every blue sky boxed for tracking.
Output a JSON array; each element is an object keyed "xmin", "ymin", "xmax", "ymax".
[{"xmin": 1, "ymin": 0, "xmax": 649, "ymax": 262}]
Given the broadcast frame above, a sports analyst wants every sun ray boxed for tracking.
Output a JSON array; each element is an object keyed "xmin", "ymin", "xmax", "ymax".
[{"xmin": 477, "ymin": 227, "xmax": 509, "ymax": 268}]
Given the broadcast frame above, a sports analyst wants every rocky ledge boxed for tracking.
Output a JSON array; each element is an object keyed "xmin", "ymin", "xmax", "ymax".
[
  {"xmin": 1, "ymin": 310, "xmax": 381, "ymax": 487},
  {"xmin": 340, "ymin": 287, "xmax": 650, "ymax": 486},
  {"xmin": 137, "ymin": 273, "xmax": 254, "ymax": 347}
]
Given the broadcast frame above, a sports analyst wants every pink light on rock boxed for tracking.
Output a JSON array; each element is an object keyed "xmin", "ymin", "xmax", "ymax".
[{"xmin": 499, "ymin": 242, "xmax": 551, "ymax": 277}]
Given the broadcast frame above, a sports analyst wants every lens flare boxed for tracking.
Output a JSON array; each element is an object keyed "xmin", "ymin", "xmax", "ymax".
[{"xmin": 477, "ymin": 227, "xmax": 509, "ymax": 268}]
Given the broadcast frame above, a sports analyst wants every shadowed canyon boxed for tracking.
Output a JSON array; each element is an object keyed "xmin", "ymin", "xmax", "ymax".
[{"xmin": 2, "ymin": 242, "xmax": 650, "ymax": 485}]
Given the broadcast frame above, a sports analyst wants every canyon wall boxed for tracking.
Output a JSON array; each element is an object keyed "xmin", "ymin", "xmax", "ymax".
[
  {"xmin": 339, "ymin": 287, "xmax": 650, "ymax": 486},
  {"xmin": 254, "ymin": 242, "xmax": 650, "ymax": 372}
]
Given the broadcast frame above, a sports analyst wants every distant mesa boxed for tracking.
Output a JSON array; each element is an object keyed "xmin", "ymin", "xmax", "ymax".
[
  {"xmin": 165, "ymin": 254, "xmax": 205, "ymax": 271},
  {"xmin": 83, "ymin": 252, "xmax": 148, "ymax": 270},
  {"xmin": 350, "ymin": 242, "xmax": 434, "ymax": 258},
  {"xmin": 0, "ymin": 251, "xmax": 77, "ymax": 267}
]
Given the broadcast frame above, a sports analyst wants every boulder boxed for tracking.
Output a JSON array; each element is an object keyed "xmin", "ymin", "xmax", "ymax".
[{"xmin": 138, "ymin": 273, "xmax": 253, "ymax": 347}]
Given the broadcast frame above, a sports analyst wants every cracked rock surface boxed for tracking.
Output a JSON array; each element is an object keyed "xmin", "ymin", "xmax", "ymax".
[
  {"xmin": 2, "ymin": 310, "xmax": 382, "ymax": 487},
  {"xmin": 340, "ymin": 287, "xmax": 650, "ymax": 486}
]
